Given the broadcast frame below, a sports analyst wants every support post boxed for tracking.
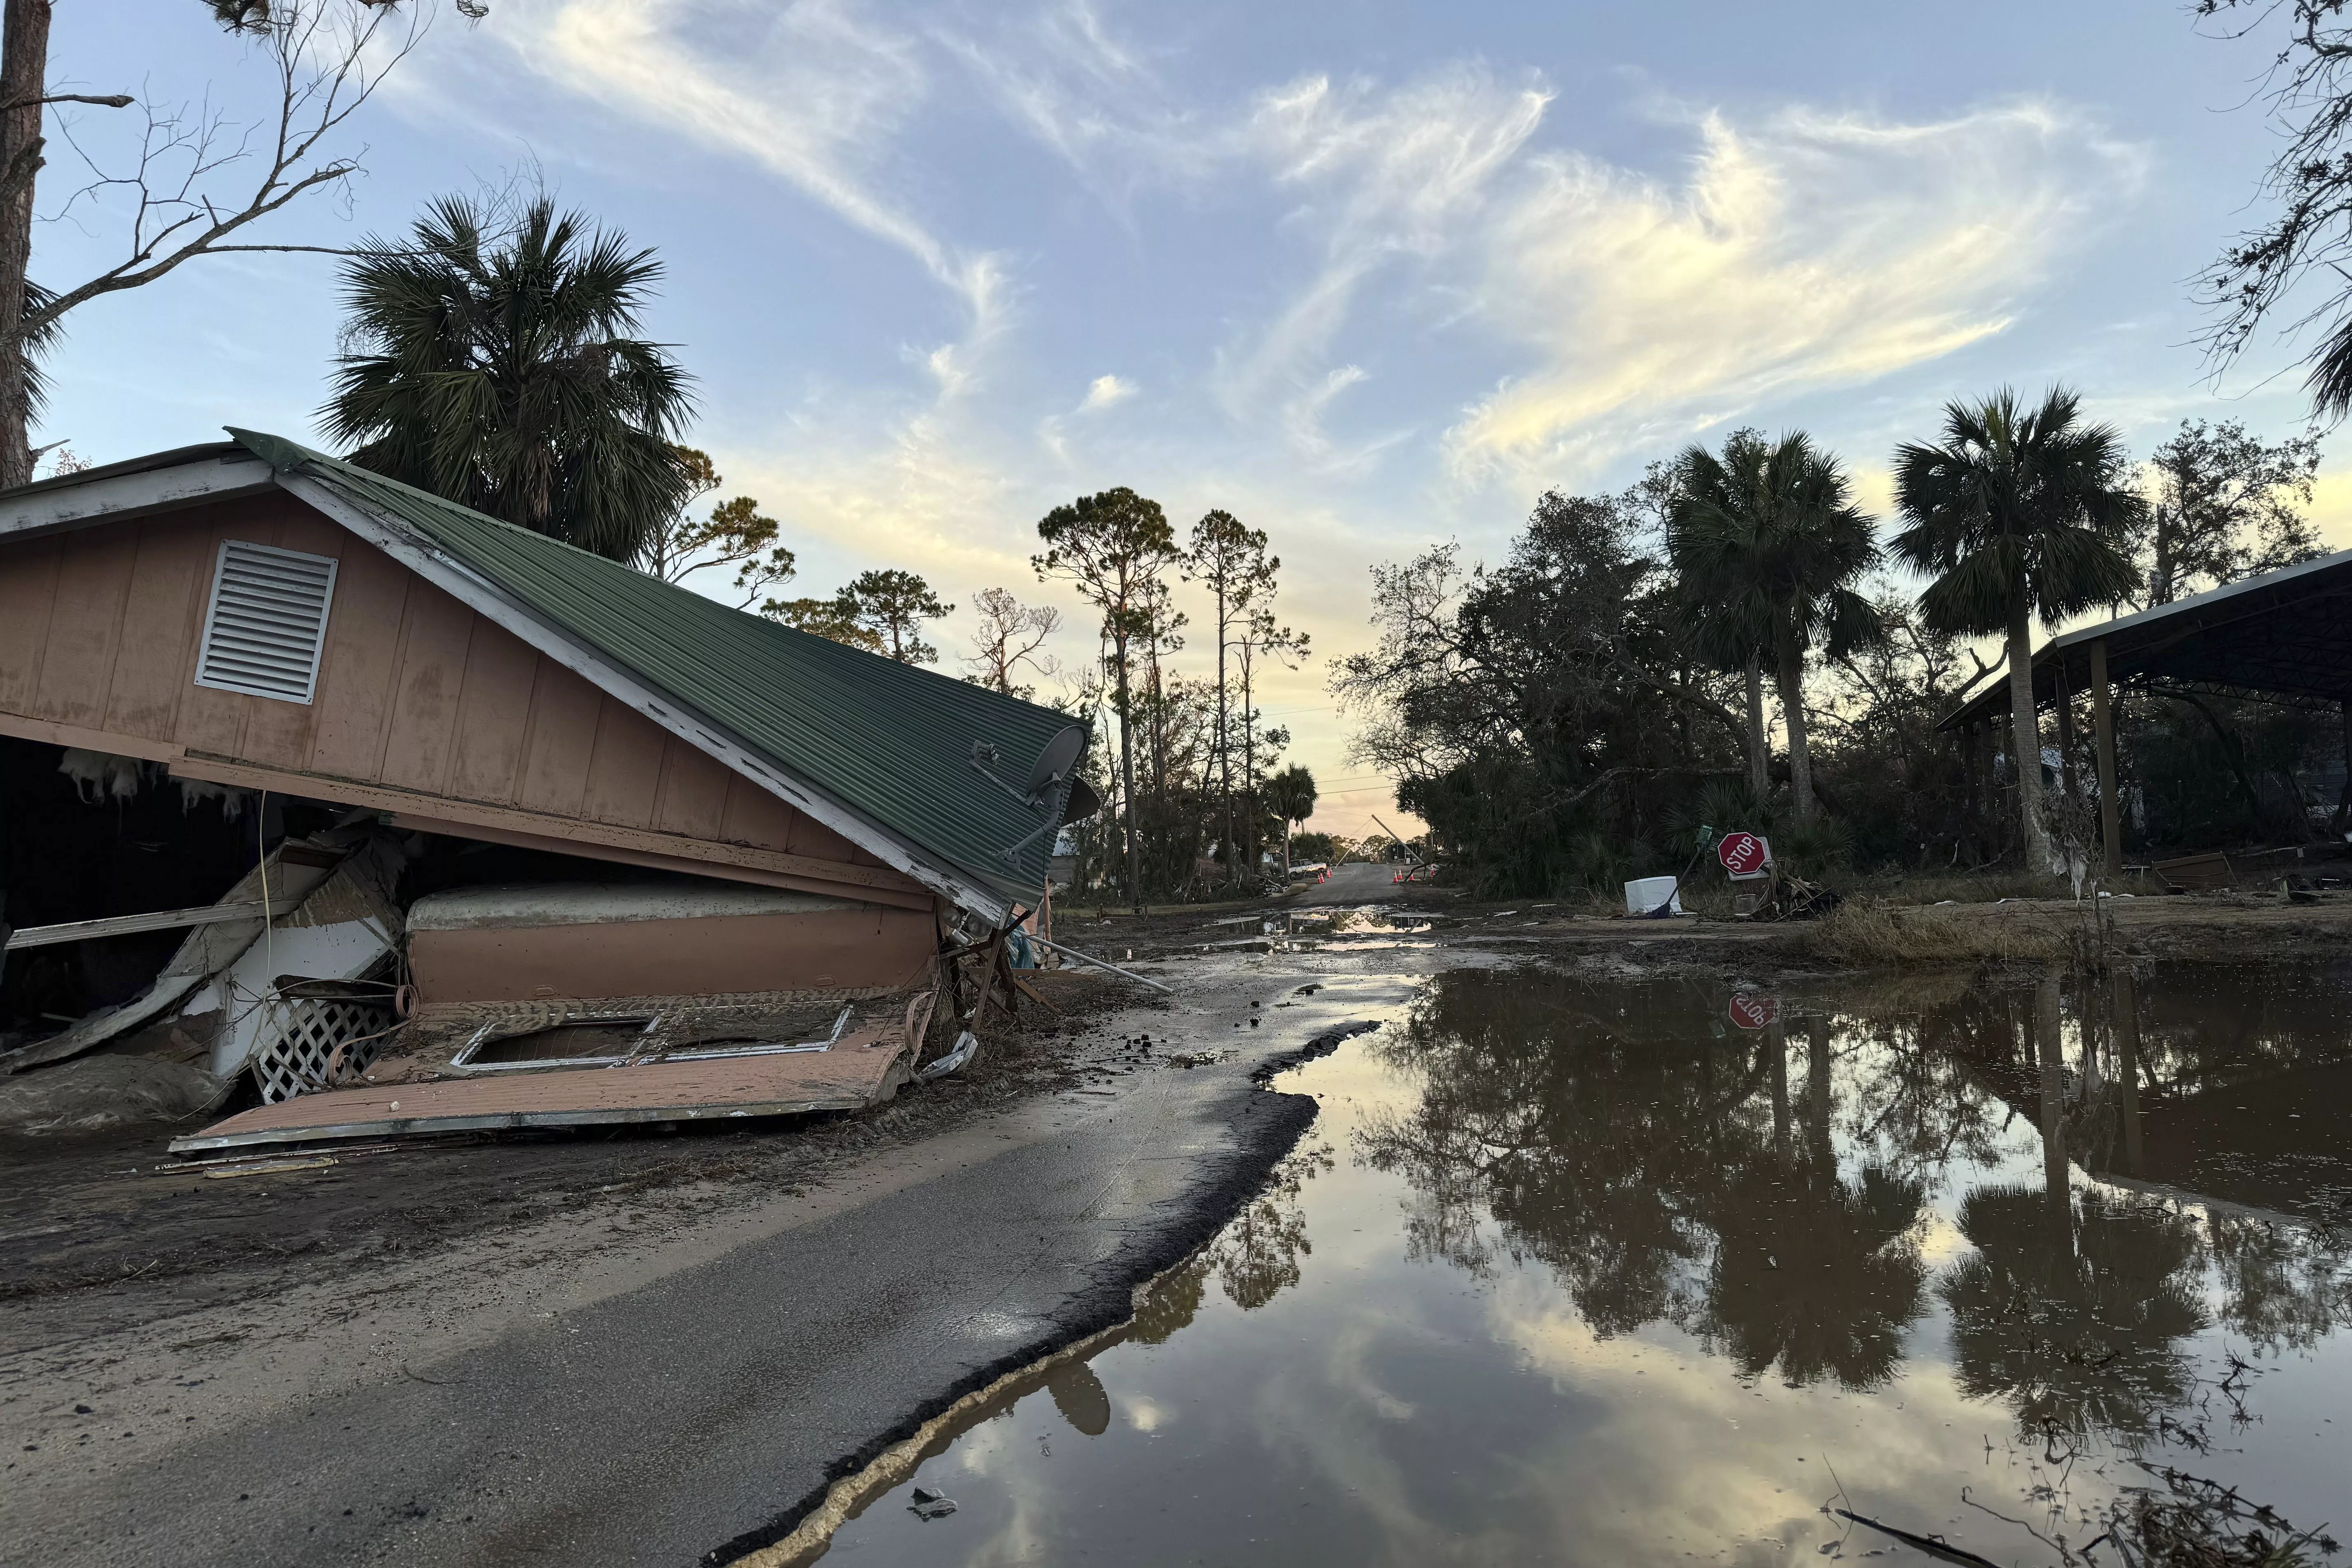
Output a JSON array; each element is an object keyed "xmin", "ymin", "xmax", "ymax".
[
  {"xmin": 2339, "ymin": 698, "xmax": 2352, "ymax": 833},
  {"xmin": 1961, "ymin": 723, "xmax": 1979, "ymax": 857},
  {"xmin": 2054, "ymin": 657, "xmax": 2077, "ymax": 799},
  {"xmin": 2089, "ymin": 638, "xmax": 2121, "ymax": 880}
]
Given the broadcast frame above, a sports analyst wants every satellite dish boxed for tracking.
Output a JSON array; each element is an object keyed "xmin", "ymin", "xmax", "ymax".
[{"xmin": 1023, "ymin": 726, "xmax": 1086, "ymax": 799}]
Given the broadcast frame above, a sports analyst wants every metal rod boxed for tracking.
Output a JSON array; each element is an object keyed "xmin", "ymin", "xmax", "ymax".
[{"xmin": 1028, "ymin": 936, "xmax": 1175, "ymax": 994}]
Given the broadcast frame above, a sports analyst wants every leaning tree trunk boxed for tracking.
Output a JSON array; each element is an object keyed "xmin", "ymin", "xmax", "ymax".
[
  {"xmin": 2006, "ymin": 590, "xmax": 2054, "ymax": 873},
  {"xmin": 0, "ymin": 0, "xmax": 51, "ymax": 492},
  {"xmin": 1743, "ymin": 653, "xmax": 1770, "ymax": 806},
  {"xmin": 1773, "ymin": 631, "xmax": 1816, "ymax": 827}
]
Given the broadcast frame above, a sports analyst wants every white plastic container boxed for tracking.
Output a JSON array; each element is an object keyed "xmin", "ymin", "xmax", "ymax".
[{"xmin": 1622, "ymin": 875, "xmax": 1683, "ymax": 915}]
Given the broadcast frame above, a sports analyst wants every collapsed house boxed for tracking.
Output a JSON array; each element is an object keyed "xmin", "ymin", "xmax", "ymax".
[{"xmin": 0, "ymin": 431, "xmax": 1093, "ymax": 1151}]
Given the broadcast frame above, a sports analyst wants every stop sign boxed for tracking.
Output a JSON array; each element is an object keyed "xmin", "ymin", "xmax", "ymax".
[
  {"xmin": 1728, "ymin": 994, "xmax": 1778, "ymax": 1030},
  {"xmin": 1718, "ymin": 831, "xmax": 1769, "ymax": 878}
]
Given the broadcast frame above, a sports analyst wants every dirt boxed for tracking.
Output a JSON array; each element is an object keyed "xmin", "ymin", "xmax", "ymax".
[{"xmin": 0, "ymin": 966, "xmax": 1150, "ymax": 1332}]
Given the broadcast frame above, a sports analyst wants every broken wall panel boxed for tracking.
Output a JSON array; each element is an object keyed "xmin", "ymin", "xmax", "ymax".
[
  {"xmin": 404, "ymin": 882, "xmax": 936, "ymax": 1004},
  {"xmin": 169, "ymin": 1031, "xmax": 915, "ymax": 1153}
]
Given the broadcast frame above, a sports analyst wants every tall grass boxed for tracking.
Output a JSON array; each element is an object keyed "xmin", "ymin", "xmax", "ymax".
[{"xmin": 1799, "ymin": 900, "xmax": 2072, "ymax": 966}]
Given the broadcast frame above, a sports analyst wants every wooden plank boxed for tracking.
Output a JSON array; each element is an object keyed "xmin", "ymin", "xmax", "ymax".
[
  {"xmin": 0, "ymin": 712, "xmax": 183, "ymax": 764},
  {"xmin": 513, "ymin": 653, "xmax": 601, "ymax": 818},
  {"xmin": 168, "ymin": 1037, "xmax": 912, "ymax": 1153},
  {"xmin": 0, "ymin": 538, "xmax": 60, "ymax": 713},
  {"xmin": 30, "ymin": 525, "xmax": 138, "ymax": 727},
  {"xmin": 579, "ymin": 695, "xmax": 665, "ymax": 829},
  {"xmin": 4, "ymin": 902, "xmax": 270, "ymax": 951},
  {"xmin": 446, "ymin": 616, "xmax": 541, "ymax": 805},
  {"xmin": 380, "ymin": 814, "xmax": 937, "ymax": 909},
  {"xmin": 718, "ymin": 770, "xmax": 805, "ymax": 853},
  {"xmin": 2153, "ymin": 851, "xmax": 2236, "ymax": 891},
  {"xmin": 307, "ymin": 539, "xmax": 413, "ymax": 779},
  {"xmin": 378, "ymin": 587, "xmax": 478, "ymax": 794},
  {"xmin": 98, "ymin": 516, "xmax": 212, "ymax": 741},
  {"xmin": 651, "ymin": 737, "xmax": 733, "ymax": 840},
  {"xmin": 168, "ymin": 751, "xmax": 934, "ymax": 901}
]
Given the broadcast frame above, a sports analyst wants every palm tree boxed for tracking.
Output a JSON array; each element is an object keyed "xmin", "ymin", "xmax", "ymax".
[
  {"xmin": 323, "ymin": 196, "xmax": 698, "ymax": 563},
  {"xmin": 1266, "ymin": 764, "xmax": 1317, "ymax": 882},
  {"xmin": 1891, "ymin": 389, "xmax": 2139, "ymax": 871},
  {"xmin": 1671, "ymin": 430, "xmax": 1882, "ymax": 826}
]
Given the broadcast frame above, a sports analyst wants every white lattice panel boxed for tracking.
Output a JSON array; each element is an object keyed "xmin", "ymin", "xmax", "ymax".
[{"xmin": 252, "ymin": 997, "xmax": 396, "ymax": 1103}]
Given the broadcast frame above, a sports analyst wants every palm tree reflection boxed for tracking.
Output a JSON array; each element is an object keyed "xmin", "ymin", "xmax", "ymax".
[{"xmin": 1940, "ymin": 1183, "xmax": 2206, "ymax": 1439}]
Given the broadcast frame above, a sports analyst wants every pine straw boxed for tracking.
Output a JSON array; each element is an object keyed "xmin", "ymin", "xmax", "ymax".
[{"xmin": 1798, "ymin": 899, "xmax": 2073, "ymax": 967}]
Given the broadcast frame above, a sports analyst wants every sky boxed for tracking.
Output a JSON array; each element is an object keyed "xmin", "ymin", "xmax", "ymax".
[{"xmin": 30, "ymin": 0, "xmax": 2352, "ymax": 838}]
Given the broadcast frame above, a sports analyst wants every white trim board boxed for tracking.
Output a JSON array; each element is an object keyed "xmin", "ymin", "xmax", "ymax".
[{"xmin": 0, "ymin": 455, "xmax": 274, "ymax": 543}]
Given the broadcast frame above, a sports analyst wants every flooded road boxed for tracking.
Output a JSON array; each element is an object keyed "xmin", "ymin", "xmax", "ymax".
[{"xmin": 791, "ymin": 963, "xmax": 2352, "ymax": 1566}]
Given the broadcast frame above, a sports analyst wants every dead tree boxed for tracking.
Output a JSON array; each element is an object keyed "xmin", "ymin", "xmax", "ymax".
[{"xmin": 0, "ymin": 0, "xmax": 452, "ymax": 488}]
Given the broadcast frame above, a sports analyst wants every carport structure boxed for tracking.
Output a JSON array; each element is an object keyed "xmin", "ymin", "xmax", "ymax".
[{"xmin": 1941, "ymin": 546, "xmax": 2352, "ymax": 875}]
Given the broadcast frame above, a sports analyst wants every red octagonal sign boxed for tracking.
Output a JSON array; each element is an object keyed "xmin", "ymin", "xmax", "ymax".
[
  {"xmin": 1717, "ymin": 831, "xmax": 1769, "ymax": 877},
  {"xmin": 1728, "ymin": 994, "xmax": 1778, "ymax": 1030}
]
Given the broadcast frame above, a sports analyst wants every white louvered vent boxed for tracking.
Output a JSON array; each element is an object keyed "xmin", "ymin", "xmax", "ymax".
[{"xmin": 194, "ymin": 540, "xmax": 340, "ymax": 705}]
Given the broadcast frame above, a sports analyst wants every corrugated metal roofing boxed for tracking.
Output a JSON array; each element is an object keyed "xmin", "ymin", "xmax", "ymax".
[{"xmin": 224, "ymin": 429, "xmax": 1083, "ymax": 912}]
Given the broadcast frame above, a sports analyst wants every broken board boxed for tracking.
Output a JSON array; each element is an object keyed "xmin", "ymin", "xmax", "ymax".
[{"xmin": 168, "ymin": 1043, "xmax": 912, "ymax": 1153}]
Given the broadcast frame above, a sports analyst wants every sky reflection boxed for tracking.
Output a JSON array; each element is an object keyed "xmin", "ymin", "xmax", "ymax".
[{"xmin": 799, "ymin": 964, "xmax": 2352, "ymax": 1566}]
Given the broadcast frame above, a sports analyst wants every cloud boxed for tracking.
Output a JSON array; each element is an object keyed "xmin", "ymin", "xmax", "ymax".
[
  {"xmin": 1442, "ymin": 102, "xmax": 2144, "ymax": 486},
  {"xmin": 1218, "ymin": 66, "xmax": 1551, "ymax": 422},
  {"xmin": 1078, "ymin": 373, "xmax": 1136, "ymax": 412},
  {"xmin": 483, "ymin": 0, "xmax": 1007, "ymax": 329}
]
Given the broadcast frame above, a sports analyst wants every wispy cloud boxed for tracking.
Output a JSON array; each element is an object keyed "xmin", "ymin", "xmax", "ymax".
[
  {"xmin": 485, "ymin": 0, "xmax": 1008, "ymax": 329},
  {"xmin": 1441, "ymin": 102, "xmax": 2143, "ymax": 486},
  {"xmin": 1078, "ymin": 373, "xmax": 1136, "ymax": 412},
  {"xmin": 1218, "ymin": 67, "xmax": 1550, "ymax": 427}
]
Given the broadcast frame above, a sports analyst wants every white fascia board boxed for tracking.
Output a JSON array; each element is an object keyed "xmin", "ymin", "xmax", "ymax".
[
  {"xmin": 0, "ymin": 456, "xmax": 275, "ymax": 542},
  {"xmin": 276, "ymin": 473, "xmax": 1006, "ymax": 924}
]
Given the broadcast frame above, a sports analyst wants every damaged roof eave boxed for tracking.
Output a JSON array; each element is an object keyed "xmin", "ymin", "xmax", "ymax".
[
  {"xmin": 268, "ymin": 471, "xmax": 1014, "ymax": 924},
  {"xmin": 0, "ymin": 445, "xmax": 275, "ymax": 544}
]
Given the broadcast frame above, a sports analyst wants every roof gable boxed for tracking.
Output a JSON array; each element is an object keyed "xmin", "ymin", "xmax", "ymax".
[{"xmin": 226, "ymin": 431, "xmax": 1085, "ymax": 917}]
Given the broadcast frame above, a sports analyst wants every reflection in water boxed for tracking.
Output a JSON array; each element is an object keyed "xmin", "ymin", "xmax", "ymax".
[
  {"xmin": 798, "ymin": 965, "xmax": 2352, "ymax": 1568},
  {"xmin": 1361, "ymin": 971, "xmax": 1932, "ymax": 1390},
  {"xmin": 1940, "ymin": 1184, "xmax": 2207, "ymax": 1440}
]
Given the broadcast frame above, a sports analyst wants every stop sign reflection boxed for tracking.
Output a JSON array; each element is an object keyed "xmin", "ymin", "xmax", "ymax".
[{"xmin": 1728, "ymin": 994, "xmax": 1778, "ymax": 1030}]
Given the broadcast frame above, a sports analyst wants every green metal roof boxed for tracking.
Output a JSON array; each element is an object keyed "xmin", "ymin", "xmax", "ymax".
[{"xmin": 225, "ymin": 429, "xmax": 1083, "ymax": 914}]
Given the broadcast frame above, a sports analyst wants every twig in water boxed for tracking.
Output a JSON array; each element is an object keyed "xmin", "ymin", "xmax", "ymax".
[
  {"xmin": 1833, "ymin": 1510, "xmax": 2006, "ymax": 1568},
  {"xmin": 1963, "ymin": 1486, "xmax": 2074, "ymax": 1559}
]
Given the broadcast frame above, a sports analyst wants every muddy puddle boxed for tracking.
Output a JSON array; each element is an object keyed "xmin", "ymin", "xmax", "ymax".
[{"xmin": 788, "ymin": 964, "xmax": 2352, "ymax": 1565}]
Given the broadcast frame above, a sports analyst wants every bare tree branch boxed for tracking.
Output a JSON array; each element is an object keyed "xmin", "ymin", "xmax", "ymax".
[
  {"xmin": 0, "ymin": 93, "xmax": 134, "ymax": 112},
  {"xmin": 8, "ymin": 0, "xmax": 438, "ymax": 350}
]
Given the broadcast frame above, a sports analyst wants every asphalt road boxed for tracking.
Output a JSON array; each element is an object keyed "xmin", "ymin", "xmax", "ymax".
[
  {"xmin": 1295, "ymin": 860, "xmax": 1411, "ymax": 905},
  {"xmin": 2, "ymin": 977, "xmax": 1408, "ymax": 1568}
]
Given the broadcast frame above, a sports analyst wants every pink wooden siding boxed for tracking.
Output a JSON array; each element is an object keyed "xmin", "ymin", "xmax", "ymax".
[{"xmin": 0, "ymin": 496, "xmax": 889, "ymax": 889}]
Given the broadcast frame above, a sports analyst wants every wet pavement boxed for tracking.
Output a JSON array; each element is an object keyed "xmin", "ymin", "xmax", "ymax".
[{"xmin": 792, "ymin": 962, "xmax": 2352, "ymax": 1566}]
